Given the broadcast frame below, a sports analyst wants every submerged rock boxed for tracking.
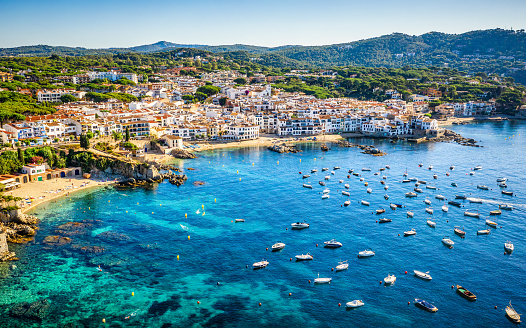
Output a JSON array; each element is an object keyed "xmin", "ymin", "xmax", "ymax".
[
  {"xmin": 43, "ymin": 235, "xmax": 72, "ymax": 247},
  {"xmin": 9, "ymin": 298, "xmax": 51, "ymax": 321},
  {"xmin": 94, "ymin": 231, "xmax": 131, "ymax": 243},
  {"xmin": 54, "ymin": 220, "xmax": 103, "ymax": 236}
]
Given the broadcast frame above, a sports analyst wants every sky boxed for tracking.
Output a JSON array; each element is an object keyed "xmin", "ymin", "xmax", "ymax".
[{"xmin": 1, "ymin": 0, "xmax": 526, "ymax": 48}]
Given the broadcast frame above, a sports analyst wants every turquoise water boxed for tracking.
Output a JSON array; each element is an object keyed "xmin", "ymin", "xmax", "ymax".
[{"xmin": 1, "ymin": 121, "xmax": 525, "ymax": 327}]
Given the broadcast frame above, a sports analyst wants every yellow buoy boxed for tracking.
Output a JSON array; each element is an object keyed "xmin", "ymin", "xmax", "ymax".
[
  {"xmin": 237, "ymin": 170, "xmax": 239, "ymax": 174},
  {"xmin": 152, "ymin": 212, "xmax": 154, "ymax": 214},
  {"xmin": 214, "ymin": 198, "xmax": 216, "ymax": 202},
  {"xmin": 314, "ymin": 158, "xmax": 316, "ymax": 161},
  {"xmin": 108, "ymin": 200, "xmax": 110, "ymax": 203},
  {"xmin": 202, "ymin": 204, "xmax": 204, "ymax": 209},
  {"xmin": 252, "ymin": 163, "xmax": 254, "ymax": 166},
  {"xmin": 132, "ymin": 292, "xmax": 134, "ymax": 296},
  {"xmin": 185, "ymin": 213, "xmax": 187, "ymax": 218},
  {"xmin": 137, "ymin": 202, "xmax": 139, "ymax": 205},
  {"xmin": 300, "ymin": 159, "xmax": 301, "ymax": 162},
  {"xmin": 126, "ymin": 211, "xmax": 128, "ymax": 213},
  {"xmin": 239, "ymin": 178, "xmax": 241, "ymax": 181},
  {"xmin": 188, "ymin": 236, "xmax": 190, "ymax": 240},
  {"xmin": 102, "ymin": 318, "xmax": 106, "ymax": 323},
  {"xmin": 277, "ymin": 161, "xmax": 279, "ymax": 164},
  {"xmin": 89, "ymin": 207, "xmax": 90, "ymax": 210},
  {"xmin": 177, "ymin": 255, "xmax": 179, "ymax": 261}
]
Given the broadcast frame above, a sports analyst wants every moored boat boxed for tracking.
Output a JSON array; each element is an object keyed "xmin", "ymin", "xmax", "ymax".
[
  {"xmin": 344, "ymin": 200, "xmax": 351, "ymax": 206},
  {"xmin": 324, "ymin": 239, "xmax": 342, "ymax": 248},
  {"xmin": 344, "ymin": 184, "xmax": 350, "ymax": 189},
  {"xmin": 321, "ymin": 194, "xmax": 329, "ymax": 199},
  {"xmin": 271, "ymin": 242, "xmax": 286, "ymax": 251},
  {"xmin": 427, "ymin": 220, "xmax": 436, "ymax": 228},
  {"xmin": 504, "ymin": 241, "xmax": 514, "ymax": 254},
  {"xmin": 376, "ymin": 208, "xmax": 386, "ymax": 214},
  {"xmin": 291, "ymin": 221, "xmax": 310, "ymax": 229},
  {"xmin": 404, "ymin": 229, "xmax": 417, "ymax": 236},
  {"xmin": 456, "ymin": 285, "xmax": 477, "ymax": 301},
  {"xmin": 425, "ymin": 207, "xmax": 434, "ymax": 214},
  {"xmin": 384, "ymin": 274, "xmax": 396, "ymax": 285},
  {"xmin": 346, "ymin": 300, "xmax": 364, "ymax": 308},
  {"xmin": 505, "ymin": 301, "xmax": 521, "ymax": 323},
  {"xmin": 336, "ymin": 260, "xmax": 349, "ymax": 271},
  {"xmin": 384, "ymin": 194, "xmax": 389, "ymax": 200},
  {"xmin": 295, "ymin": 253, "xmax": 313, "ymax": 261},
  {"xmin": 414, "ymin": 270, "xmax": 432, "ymax": 280},
  {"xmin": 477, "ymin": 229, "xmax": 490, "ymax": 235},
  {"xmin": 407, "ymin": 211, "xmax": 414, "ymax": 218},
  {"xmin": 379, "ymin": 218, "xmax": 392, "ymax": 223},
  {"xmin": 469, "ymin": 198, "xmax": 483, "ymax": 204},
  {"xmin": 235, "ymin": 219, "xmax": 245, "ymax": 223},
  {"xmin": 499, "ymin": 204, "xmax": 513, "ymax": 210},
  {"xmin": 442, "ymin": 205, "xmax": 449, "ymax": 212},
  {"xmin": 414, "ymin": 299, "xmax": 438, "ymax": 313},
  {"xmin": 454, "ymin": 226, "xmax": 466, "ymax": 237},
  {"xmin": 426, "ymin": 185, "xmax": 437, "ymax": 190},
  {"xmin": 490, "ymin": 209, "xmax": 502, "ymax": 215},
  {"xmin": 451, "ymin": 182, "xmax": 458, "ymax": 187},
  {"xmin": 342, "ymin": 191, "xmax": 350, "ymax": 196},
  {"xmin": 361, "ymin": 200, "xmax": 370, "ymax": 206},
  {"xmin": 366, "ymin": 188, "xmax": 372, "ymax": 193},
  {"xmin": 435, "ymin": 195, "xmax": 445, "ymax": 200},
  {"xmin": 319, "ymin": 181, "xmax": 326, "ymax": 186},
  {"xmin": 311, "ymin": 169, "xmax": 318, "ymax": 173},
  {"xmin": 358, "ymin": 249, "xmax": 375, "ymax": 258},
  {"xmin": 314, "ymin": 272, "xmax": 332, "ymax": 284},
  {"xmin": 502, "ymin": 190, "xmax": 514, "ymax": 196},
  {"xmin": 474, "ymin": 165, "xmax": 482, "ymax": 170},
  {"xmin": 477, "ymin": 185, "xmax": 489, "ymax": 190},
  {"xmin": 486, "ymin": 219, "xmax": 498, "ymax": 228},
  {"xmin": 322, "ymin": 168, "xmax": 329, "ymax": 172},
  {"xmin": 464, "ymin": 210, "xmax": 480, "ymax": 218},
  {"xmin": 253, "ymin": 260, "xmax": 269, "ymax": 269},
  {"xmin": 448, "ymin": 201, "xmax": 462, "ymax": 207},
  {"xmin": 390, "ymin": 203, "xmax": 397, "ymax": 210},
  {"xmin": 455, "ymin": 195, "xmax": 467, "ymax": 200},
  {"xmin": 303, "ymin": 183, "xmax": 313, "ymax": 189},
  {"xmin": 414, "ymin": 188, "xmax": 423, "ymax": 193},
  {"xmin": 424, "ymin": 199, "xmax": 432, "ymax": 205},
  {"xmin": 497, "ymin": 177, "xmax": 507, "ymax": 182},
  {"xmin": 303, "ymin": 174, "xmax": 310, "ymax": 179},
  {"xmin": 442, "ymin": 236, "xmax": 455, "ymax": 248},
  {"xmin": 406, "ymin": 192, "xmax": 418, "ymax": 198}
]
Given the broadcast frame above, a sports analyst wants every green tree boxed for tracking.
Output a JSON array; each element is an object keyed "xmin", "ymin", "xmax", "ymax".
[
  {"xmin": 112, "ymin": 131, "xmax": 122, "ymax": 141},
  {"xmin": 125, "ymin": 127, "xmax": 130, "ymax": 142},
  {"xmin": 17, "ymin": 147, "xmax": 24, "ymax": 166},
  {"xmin": 233, "ymin": 78, "xmax": 247, "ymax": 85},
  {"xmin": 60, "ymin": 94, "xmax": 78, "ymax": 103},
  {"xmin": 80, "ymin": 134, "xmax": 90, "ymax": 150},
  {"xmin": 196, "ymin": 85, "xmax": 221, "ymax": 97}
]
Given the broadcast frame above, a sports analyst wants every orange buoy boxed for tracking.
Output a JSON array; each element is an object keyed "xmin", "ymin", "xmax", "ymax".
[
  {"xmin": 379, "ymin": 281, "xmax": 382, "ymax": 284},
  {"xmin": 259, "ymin": 303, "xmax": 262, "ymax": 306},
  {"xmin": 451, "ymin": 285, "xmax": 454, "ymax": 289},
  {"xmin": 316, "ymin": 244, "xmax": 318, "ymax": 247},
  {"xmin": 408, "ymin": 302, "xmax": 410, "ymax": 305},
  {"xmin": 405, "ymin": 271, "xmax": 407, "ymax": 274},
  {"xmin": 308, "ymin": 280, "xmax": 311, "ymax": 283},
  {"xmin": 102, "ymin": 318, "xmax": 106, "ymax": 323},
  {"xmin": 197, "ymin": 301, "xmax": 200, "ymax": 305},
  {"xmin": 266, "ymin": 248, "xmax": 268, "ymax": 251},
  {"xmin": 290, "ymin": 258, "xmax": 292, "ymax": 261},
  {"xmin": 289, "ymin": 293, "xmax": 292, "ymax": 296},
  {"xmin": 495, "ymin": 306, "xmax": 498, "ymax": 309},
  {"xmin": 338, "ymin": 303, "xmax": 341, "ymax": 307}
]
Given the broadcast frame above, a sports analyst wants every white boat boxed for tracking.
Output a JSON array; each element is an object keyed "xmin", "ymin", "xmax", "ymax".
[
  {"xmin": 425, "ymin": 207, "xmax": 434, "ymax": 214},
  {"xmin": 253, "ymin": 260, "xmax": 269, "ymax": 269},
  {"xmin": 414, "ymin": 270, "xmax": 432, "ymax": 280},
  {"xmin": 295, "ymin": 253, "xmax": 313, "ymax": 261},
  {"xmin": 477, "ymin": 185, "xmax": 489, "ymax": 190},
  {"xmin": 339, "ymin": 180, "xmax": 344, "ymax": 183},
  {"xmin": 433, "ymin": 174, "xmax": 438, "ymax": 179},
  {"xmin": 504, "ymin": 241, "xmax": 514, "ymax": 253},
  {"xmin": 342, "ymin": 191, "xmax": 350, "ymax": 196},
  {"xmin": 469, "ymin": 198, "xmax": 483, "ymax": 204},
  {"xmin": 366, "ymin": 188, "xmax": 372, "ymax": 193},
  {"xmin": 499, "ymin": 204, "xmax": 513, "ymax": 210},
  {"xmin": 435, "ymin": 195, "xmax": 445, "ymax": 200},
  {"xmin": 361, "ymin": 200, "xmax": 370, "ymax": 206},
  {"xmin": 407, "ymin": 211, "xmax": 414, "ymax": 218},
  {"xmin": 385, "ymin": 165, "xmax": 390, "ymax": 169},
  {"xmin": 409, "ymin": 177, "xmax": 418, "ymax": 182},
  {"xmin": 406, "ymin": 192, "xmax": 418, "ymax": 198},
  {"xmin": 336, "ymin": 260, "xmax": 349, "ymax": 271},
  {"xmin": 311, "ymin": 169, "xmax": 318, "ymax": 173},
  {"xmin": 325, "ymin": 175, "xmax": 330, "ymax": 180},
  {"xmin": 323, "ymin": 188, "xmax": 330, "ymax": 194},
  {"xmin": 404, "ymin": 229, "xmax": 417, "ymax": 236},
  {"xmin": 384, "ymin": 185, "xmax": 389, "ymax": 190},
  {"xmin": 324, "ymin": 239, "xmax": 343, "ymax": 248},
  {"xmin": 451, "ymin": 182, "xmax": 458, "ymax": 187},
  {"xmin": 359, "ymin": 177, "xmax": 365, "ymax": 182},
  {"xmin": 291, "ymin": 222, "xmax": 310, "ymax": 229},
  {"xmin": 428, "ymin": 165, "xmax": 433, "ymax": 170},
  {"xmin": 477, "ymin": 229, "xmax": 490, "ymax": 235},
  {"xmin": 384, "ymin": 274, "xmax": 396, "ymax": 285},
  {"xmin": 464, "ymin": 210, "xmax": 480, "ymax": 218},
  {"xmin": 358, "ymin": 249, "xmax": 375, "ymax": 258},
  {"xmin": 426, "ymin": 185, "xmax": 437, "ymax": 190},
  {"xmin": 344, "ymin": 184, "xmax": 350, "ymax": 189},
  {"xmin": 321, "ymin": 194, "xmax": 330, "ymax": 200},
  {"xmin": 485, "ymin": 219, "xmax": 498, "ymax": 228},
  {"xmin": 271, "ymin": 242, "xmax": 286, "ymax": 251},
  {"xmin": 414, "ymin": 188, "xmax": 423, "ymax": 193},
  {"xmin": 334, "ymin": 166, "xmax": 341, "ymax": 170},
  {"xmin": 321, "ymin": 168, "xmax": 329, "ymax": 172},
  {"xmin": 505, "ymin": 301, "xmax": 521, "ymax": 323},
  {"xmin": 382, "ymin": 175, "xmax": 387, "ymax": 180},
  {"xmin": 331, "ymin": 171, "xmax": 335, "ymax": 175},
  {"xmin": 384, "ymin": 194, "xmax": 389, "ymax": 200},
  {"xmin": 344, "ymin": 200, "xmax": 351, "ymax": 206},
  {"xmin": 390, "ymin": 203, "xmax": 397, "ymax": 210},
  {"xmin": 450, "ymin": 166, "xmax": 455, "ymax": 170},
  {"xmin": 496, "ymin": 177, "xmax": 507, "ymax": 182},
  {"xmin": 442, "ymin": 236, "xmax": 454, "ymax": 248},
  {"xmin": 314, "ymin": 272, "xmax": 332, "ymax": 284},
  {"xmin": 427, "ymin": 220, "xmax": 436, "ymax": 228},
  {"xmin": 235, "ymin": 219, "xmax": 245, "ymax": 222},
  {"xmin": 424, "ymin": 199, "xmax": 431, "ymax": 205},
  {"xmin": 469, "ymin": 171, "xmax": 475, "ymax": 176},
  {"xmin": 346, "ymin": 300, "xmax": 364, "ymax": 308},
  {"xmin": 302, "ymin": 183, "xmax": 313, "ymax": 189},
  {"xmin": 474, "ymin": 166, "xmax": 482, "ymax": 170},
  {"xmin": 441, "ymin": 205, "xmax": 448, "ymax": 212},
  {"xmin": 362, "ymin": 168, "xmax": 371, "ymax": 171}
]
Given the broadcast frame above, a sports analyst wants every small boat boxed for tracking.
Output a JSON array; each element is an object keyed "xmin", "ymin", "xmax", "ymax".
[
  {"xmin": 253, "ymin": 260, "xmax": 269, "ymax": 269},
  {"xmin": 469, "ymin": 171, "xmax": 475, "ymax": 176},
  {"xmin": 359, "ymin": 177, "xmax": 365, "ymax": 182},
  {"xmin": 366, "ymin": 188, "xmax": 372, "ymax": 193},
  {"xmin": 339, "ymin": 180, "xmax": 344, "ymax": 183},
  {"xmin": 311, "ymin": 169, "xmax": 318, "ymax": 173},
  {"xmin": 433, "ymin": 174, "xmax": 438, "ymax": 179},
  {"xmin": 336, "ymin": 260, "xmax": 349, "ymax": 271},
  {"xmin": 418, "ymin": 163, "xmax": 423, "ymax": 167},
  {"xmin": 331, "ymin": 171, "xmax": 335, "ymax": 175},
  {"xmin": 333, "ymin": 166, "xmax": 340, "ymax": 170},
  {"xmin": 477, "ymin": 185, "xmax": 489, "ymax": 190},
  {"xmin": 454, "ymin": 226, "xmax": 466, "ymax": 237},
  {"xmin": 414, "ymin": 188, "xmax": 423, "ymax": 193},
  {"xmin": 342, "ymin": 191, "xmax": 350, "ymax": 196},
  {"xmin": 321, "ymin": 194, "xmax": 330, "ymax": 200},
  {"xmin": 379, "ymin": 218, "xmax": 392, "ymax": 223},
  {"xmin": 424, "ymin": 199, "xmax": 432, "ymax": 205},
  {"xmin": 477, "ymin": 229, "xmax": 490, "ymax": 235},
  {"xmin": 384, "ymin": 274, "xmax": 396, "ymax": 285},
  {"xmin": 344, "ymin": 200, "xmax": 351, "ymax": 206},
  {"xmin": 409, "ymin": 177, "xmax": 418, "ymax": 182},
  {"xmin": 321, "ymin": 168, "xmax": 329, "ymax": 172},
  {"xmin": 361, "ymin": 168, "xmax": 371, "ymax": 171},
  {"xmin": 428, "ymin": 166, "xmax": 433, "ymax": 170},
  {"xmin": 235, "ymin": 219, "xmax": 245, "ymax": 223},
  {"xmin": 505, "ymin": 301, "xmax": 521, "ymax": 323},
  {"xmin": 502, "ymin": 190, "xmax": 514, "ymax": 196},
  {"xmin": 382, "ymin": 176, "xmax": 387, "ymax": 180},
  {"xmin": 319, "ymin": 181, "xmax": 326, "ymax": 186},
  {"xmin": 404, "ymin": 229, "xmax": 417, "ymax": 236},
  {"xmin": 385, "ymin": 165, "xmax": 390, "ymax": 169},
  {"xmin": 302, "ymin": 174, "xmax": 310, "ymax": 179},
  {"xmin": 323, "ymin": 188, "xmax": 330, "ymax": 194},
  {"xmin": 384, "ymin": 194, "xmax": 389, "ymax": 200},
  {"xmin": 390, "ymin": 203, "xmax": 397, "ymax": 210},
  {"xmin": 271, "ymin": 242, "xmax": 286, "ymax": 251},
  {"xmin": 426, "ymin": 185, "xmax": 437, "ymax": 190},
  {"xmin": 485, "ymin": 219, "xmax": 498, "ymax": 228},
  {"xmin": 504, "ymin": 241, "xmax": 514, "ymax": 253},
  {"xmin": 496, "ymin": 177, "xmax": 507, "ymax": 182},
  {"xmin": 402, "ymin": 179, "xmax": 411, "ymax": 183},
  {"xmin": 427, "ymin": 220, "xmax": 436, "ymax": 228},
  {"xmin": 474, "ymin": 166, "xmax": 482, "ymax": 170},
  {"xmin": 448, "ymin": 201, "xmax": 462, "ymax": 207},
  {"xmin": 414, "ymin": 299, "xmax": 438, "ymax": 313},
  {"xmin": 303, "ymin": 184, "xmax": 313, "ymax": 189},
  {"xmin": 291, "ymin": 221, "xmax": 310, "ymax": 229},
  {"xmin": 450, "ymin": 166, "xmax": 455, "ymax": 170},
  {"xmin": 464, "ymin": 210, "xmax": 480, "ymax": 218},
  {"xmin": 499, "ymin": 204, "xmax": 513, "ymax": 210},
  {"xmin": 414, "ymin": 270, "xmax": 432, "ymax": 280},
  {"xmin": 418, "ymin": 180, "xmax": 427, "ymax": 184},
  {"xmin": 353, "ymin": 172, "xmax": 360, "ymax": 176},
  {"xmin": 415, "ymin": 182, "xmax": 420, "ymax": 187},
  {"xmin": 361, "ymin": 200, "xmax": 370, "ymax": 206},
  {"xmin": 348, "ymin": 169, "xmax": 354, "ymax": 173},
  {"xmin": 435, "ymin": 195, "xmax": 445, "ymax": 200},
  {"xmin": 442, "ymin": 236, "xmax": 455, "ymax": 248},
  {"xmin": 313, "ymin": 273, "xmax": 331, "ymax": 284},
  {"xmin": 406, "ymin": 192, "xmax": 418, "ymax": 198},
  {"xmin": 442, "ymin": 205, "xmax": 449, "ymax": 212},
  {"xmin": 407, "ymin": 211, "xmax": 414, "ymax": 218},
  {"xmin": 324, "ymin": 239, "xmax": 342, "ymax": 248},
  {"xmin": 381, "ymin": 180, "xmax": 385, "ymax": 185},
  {"xmin": 344, "ymin": 184, "xmax": 350, "ymax": 189},
  {"xmin": 384, "ymin": 185, "xmax": 389, "ymax": 190},
  {"xmin": 455, "ymin": 195, "xmax": 467, "ymax": 200},
  {"xmin": 358, "ymin": 249, "xmax": 375, "ymax": 258},
  {"xmin": 451, "ymin": 182, "xmax": 458, "ymax": 187},
  {"xmin": 425, "ymin": 207, "xmax": 434, "ymax": 214},
  {"xmin": 321, "ymin": 144, "xmax": 329, "ymax": 151},
  {"xmin": 498, "ymin": 182, "xmax": 507, "ymax": 188},
  {"xmin": 346, "ymin": 300, "xmax": 364, "ymax": 308},
  {"xmin": 490, "ymin": 209, "xmax": 502, "ymax": 215},
  {"xmin": 295, "ymin": 253, "xmax": 313, "ymax": 261},
  {"xmin": 376, "ymin": 208, "xmax": 386, "ymax": 214},
  {"xmin": 324, "ymin": 175, "xmax": 330, "ymax": 180},
  {"xmin": 469, "ymin": 198, "xmax": 483, "ymax": 204}
]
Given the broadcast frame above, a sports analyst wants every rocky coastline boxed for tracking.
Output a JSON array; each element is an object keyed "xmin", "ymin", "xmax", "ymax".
[
  {"xmin": 335, "ymin": 140, "xmax": 387, "ymax": 156},
  {"xmin": 267, "ymin": 143, "xmax": 302, "ymax": 153}
]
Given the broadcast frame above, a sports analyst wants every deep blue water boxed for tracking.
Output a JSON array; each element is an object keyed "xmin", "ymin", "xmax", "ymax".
[{"xmin": 1, "ymin": 121, "xmax": 525, "ymax": 327}]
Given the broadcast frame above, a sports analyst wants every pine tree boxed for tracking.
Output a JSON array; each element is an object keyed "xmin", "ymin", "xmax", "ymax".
[
  {"xmin": 125, "ymin": 127, "xmax": 130, "ymax": 142},
  {"xmin": 17, "ymin": 147, "xmax": 24, "ymax": 166}
]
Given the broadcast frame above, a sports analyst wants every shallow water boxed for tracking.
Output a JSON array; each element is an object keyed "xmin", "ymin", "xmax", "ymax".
[{"xmin": 1, "ymin": 121, "xmax": 525, "ymax": 327}]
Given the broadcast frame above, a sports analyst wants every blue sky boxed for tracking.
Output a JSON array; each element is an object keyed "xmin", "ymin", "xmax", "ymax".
[{"xmin": 1, "ymin": 0, "xmax": 525, "ymax": 48}]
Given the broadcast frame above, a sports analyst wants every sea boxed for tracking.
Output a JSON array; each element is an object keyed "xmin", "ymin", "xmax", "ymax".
[{"xmin": 0, "ymin": 121, "xmax": 525, "ymax": 327}]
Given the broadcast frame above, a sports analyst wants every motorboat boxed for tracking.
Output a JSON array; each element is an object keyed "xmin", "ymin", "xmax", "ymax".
[
  {"xmin": 331, "ymin": 171, "xmax": 336, "ymax": 175},
  {"xmin": 485, "ymin": 219, "xmax": 498, "ymax": 228},
  {"xmin": 235, "ymin": 219, "xmax": 245, "ymax": 223},
  {"xmin": 427, "ymin": 220, "xmax": 436, "ymax": 228},
  {"xmin": 344, "ymin": 200, "xmax": 351, "ymax": 206},
  {"xmin": 442, "ymin": 236, "xmax": 455, "ymax": 248},
  {"xmin": 379, "ymin": 218, "xmax": 392, "ymax": 223},
  {"xmin": 448, "ymin": 201, "xmax": 462, "ymax": 207},
  {"xmin": 311, "ymin": 169, "xmax": 318, "ymax": 173},
  {"xmin": 303, "ymin": 174, "xmax": 311, "ymax": 179},
  {"xmin": 414, "ymin": 188, "xmax": 423, "ymax": 193},
  {"xmin": 450, "ymin": 166, "xmax": 455, "ymax": 170},
  {"xmin": 477, "ymin": 229, "xmax": 490, "ymax": 235},
  {"xmin": 455, "ymin": 195, "xmax": 467, "ymax": 200},
  {"xmin": 415, "ymin": 182, "xmax": 420, "ymax": 187},
  {"xmin": 323, "ymin": 188, "xmax": 330, "ymax": 194},
  {"xmin": 505, "ymin": 301, "xmax": 521, "ymax": 323},
  {"xmin": 319, "ymin": 181, "xmax": 326, "ymax": 186},
  {"xmin": 469, "ymin": 198, "xmax": 483, "ymax": 204},
  {"xmin": 407, "ymin": 211, "xmax": 414, "ymax": 218},
  {"xmin": 454, "ymin": 226, "xmax": 466, "ymax": 237},
  {"xmin": 402, "ymin": 179, "xmax": 411, "ymax": 183},
  {"xmin": 348, "ymin": 169, "xmax": 354, "ymax": 173},
  {"xmin": 418, "ymin": 180, "xmax": 427, "ymax": 184},
  {"xmin": 374, "ymin": 172, "xmax": 379, "ymax": 176},
  {"xmin": 366, "ymin": 188, "xmax": 372, "ymax": 193},
  {"xmin": 414, "ymin": 299, "xmax": 438, "ymax": 313},
  {"xmin": 342, "ymin": 191, "xmax": 350, "ymax": 196},
  {"xmin": 353, "ymin": 172, "xmax": 360, "ymax": 176},
  {"xmin": 253, "ymin": 260, "xmax": 269, "ymax": 269},
  {"xmin": 435, "ymin": 195, "xmax": 445, "ymax": 200},
  {"xmin": 321, "ymin": 194, "xmax": 330, "ymax": 200},
  {"xmin": 361, "ymin": 200, "xmax": 370, "ymax": 206},
  {"xmin": 384, "ymin": 185, "xmax": 389, "ymax": 190},
  {"xmin": 474, "ymin": 166, "xmax": 482, "ymax": 170},
  {"xmin": 390, "ymin": 203, "xmax": 397, "ymax": 210},
  {"xmin": 376, "ymin": 208, "xmax": 386, "ymax": 214},
  {"xmin": 303, "ymin": 184, "xmax": 313, "ymax": 189},
  {"xmin": 428, "ymin": 166, "xmax": 433, "ymax": 170},
  {"xmin": 504, "ymin": 241, "xmax": 514, "ymax": 254},
  {"xmin": 333, "ymin": 166, "xmax": 341, "ymax": 170},
  {"xmin": 385, "ymin": 165, "xmax": 390, "ymax": 169},
  {"xmin": 324, "ymin": 239, "xmax": 342, "ymax": 248},
  {"xmin": 358, "ymin": 249, "xmax": 375, "ymax": 258},
  {"xmin": 409, "ymin": 177, "xmax": 418, "ymax": 182},
  {"xmin": 442, "ymin": 205, "xmax": 449, "ymax": 212},
  {"xmin": 499, "ymin": 204, "xmax": 513, "ymax": 210},
  {"xmin": 384, "ymin": 194, "xmax": 389, "ymax": 200},
  {"xmin": 433, "ymin": 174, "xmax": 438, "ymax": 179},
  {"xmin": 451, "ymin": 182, "xmax": 458, "ymax": 187},
  {"xmin": 418, "ymin": 163, "xmax": 423, "ymax": 167},
  {"xmin": 339, "ymin": 180, "xmax": 344, "ymax": 183},
  {"xmin": 496, "ymin": 177, "xmax": 507, "ymax": 182},
  {"xmin": 325, "ymin": 175, "xmax": 330, "ymax": 180},
  {"xmin": 382, "ymin": 175, "xmax": 387, "ymax": 180},
  {"xmin": 364, "ymin": 182, "xmax": 369, "ymax": 186},
  {"xmin": 380, "ymin": 180, "xmax": 385, "ymax": 185},
  {"xmin": 414, "ymin": 270, "xmax": 432, "ymax": 280},
  {"xmin": 346, "ymin": 300, "xmax": 364, "ymax": 308},
  {"xmin": 490, "ymin": 209, "xmax": 502, "ymax": 215},
  {"xmin": 426, "ymin": 185, "xmax": 437, "ymax": 190},
  {"xmin": 425, "ymin": 207, "xmax": 434, "ymax": 214},
  {"xmin": 344, "ymin": 184, "xmax": 350, "ymax": 189},
  {"xmin": 291, "ymin": 221, "xmax": 310, "ymax": 229},
  {"xmin": 406, "ymin": 192, "xmax": 418, "ymax": 198},
  {"xmin": 321, "ymin": 168, "xmax": 329, "ymax": 172},
  {"xmin": 502, "ymin": 190, "xmax": 514, "ymax": 196},
  {"xmin": 424, "ymin": 199, "xmax": 432, "ymax": 205},
  {"xmin": 295, "ymin": 253, "xmax": 313, "ymax": 261},
  {"xmin": 314, "ymin": 273, "xmax": 332, "ymax": 284},
  {"xmin": 384, "ymin": 274, "xmax": 396, "ymax": 285},
  {"xmin": 477, "ymin": 185, "xmax": 489, "ymax": 190},
  {"xmin": 359, "ymin": 177, "xmax": 365, "ymax": 182},
  {"xmin": 464, "ymin": 210, "xmax": 480, "ymax": 218},
  {"xmin": 362, "ymin": 168, "xmax": 371, "ymax": 171},
  {"xmin": 271, "ymin": 242, "xmax": 286, "ymax": 251},
  {"xmin": 336, "ymin": 260, "xmax": 349, "ymax": 271},
  {"xmin": 498, "ymin": 182, "xmax": 507, "ymax": 188},
  {"xmin": 404, "ymin": 229, "xmax": 417, "ymax": 236}
]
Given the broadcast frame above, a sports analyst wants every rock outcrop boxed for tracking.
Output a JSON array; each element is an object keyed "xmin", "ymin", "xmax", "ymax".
[
  {"xmin": 0, "ymin": 231, "xmax": 17, "ymax": 261},
  {"xmin": 268, "ymin": 143, "xmax": 302, "ymax": 153},
  {"xmin": 170, "ymin": 148, "xmax": 197, "ymax": 159},
  {"xmin": 9, "ymin": 298, "xmax": 51, "ymax": 321}
]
